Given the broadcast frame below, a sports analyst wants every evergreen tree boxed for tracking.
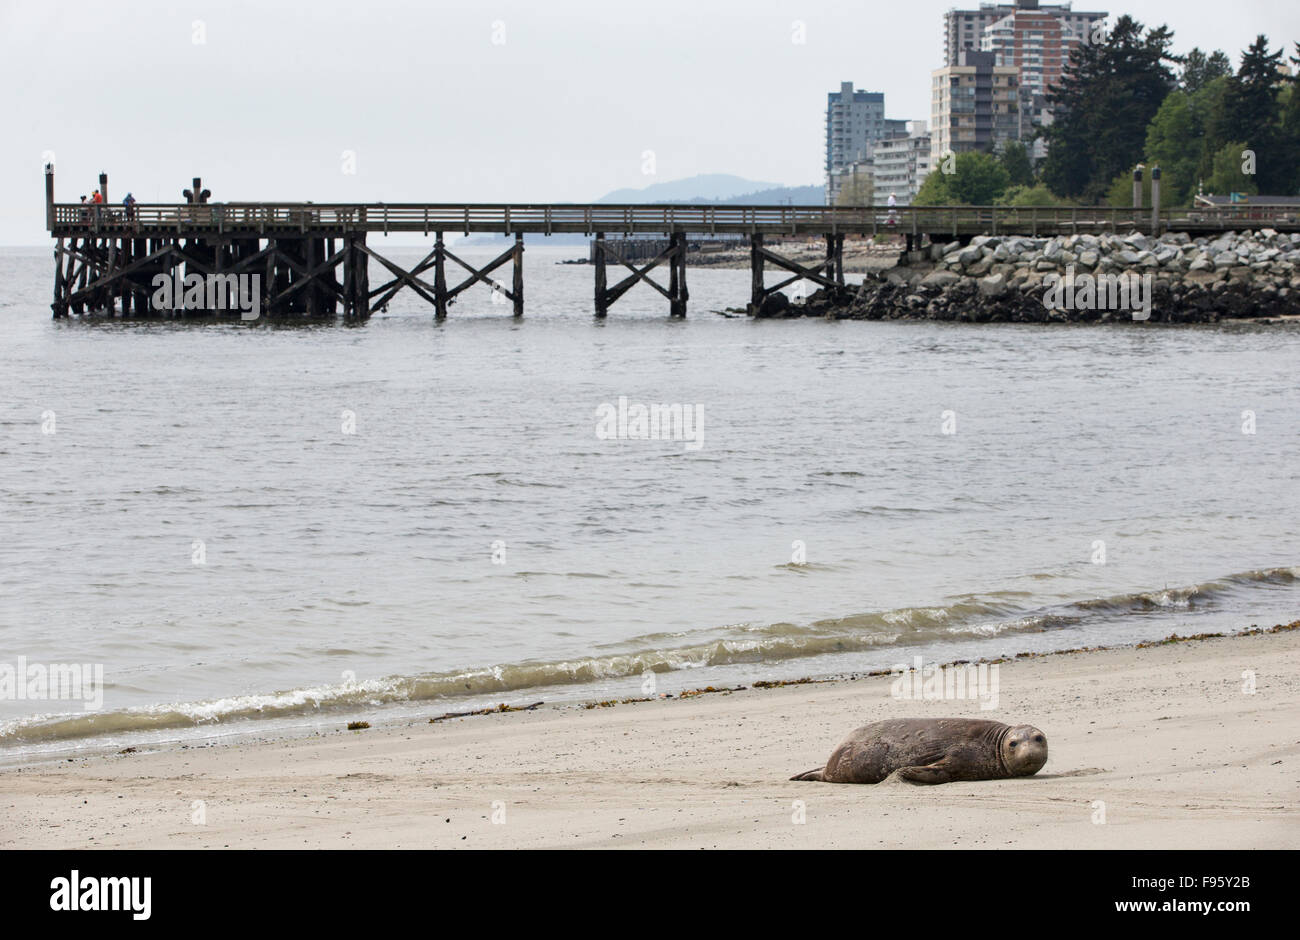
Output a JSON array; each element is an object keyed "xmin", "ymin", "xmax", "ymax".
[
  {"xmin": 1209, "ymin": 36, "xmax": 1284, "ymax": 190},
  {"xmin": 999, "ymin": 141, "xmax": 1035, "ymax": 187},
  {"xmin": 1181, "ymin": 48, "xmax": 1232, "ymax": 94},
  {"xmin": 1041, "ymin": 16, "xmax": 1179, "ymax": 203}
]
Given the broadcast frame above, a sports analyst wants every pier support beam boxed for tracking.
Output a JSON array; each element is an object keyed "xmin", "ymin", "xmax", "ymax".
[
  {"xmin": 434, "ymin": 234, "xmax": 448, "ymax": 319},
  {"xmin": 52, "ymin": 238, "xmax": 67, "ymax": 319},
  {"xmin": 749, "ymin": 234, "xmax": 845, "ymax": 314},
  {"xmin": 362, "ymin": 233, "xmax": 522, "ymax": 319},
  {"xmin": 594, "ymin": 232, "xmax": 688, "ymax": 318},
  {"xmin": 594, "ymin": 233, "xmax": 608, "ymax": 318},
  {"xmin": 512, "ymin": 233, "xmax": 524, "ymax": 318},
  {"xmin": 668, "ymin": 232, "xmax": 688, "ymax": 317},
  {"xmin": 824, "ymin": 234, "xmax": 845, "ymax": 287}
]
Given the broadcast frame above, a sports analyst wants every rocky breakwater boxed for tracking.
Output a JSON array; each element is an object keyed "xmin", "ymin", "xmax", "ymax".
[{"xmin": 752, "ymin": 230, "xmax": 1300, "ymax": 323}]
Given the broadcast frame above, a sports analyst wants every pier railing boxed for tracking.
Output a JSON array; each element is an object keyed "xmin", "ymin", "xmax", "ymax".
[{"xmin": 49, "ymin": 202, "xmax": 1300, "ymax": 237}]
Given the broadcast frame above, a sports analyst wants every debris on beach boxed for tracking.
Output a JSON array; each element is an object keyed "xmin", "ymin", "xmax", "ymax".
[
  {"xmin": 752, "ymin": 677, "xmax": 834, "ymax": 689},
  {"xmin": 679, "ymin": 685, "xmax": 746, "ymax": 698},
  {"xmin": 428, "ymin": 701, "xmax": 544, "ymax": 723}
]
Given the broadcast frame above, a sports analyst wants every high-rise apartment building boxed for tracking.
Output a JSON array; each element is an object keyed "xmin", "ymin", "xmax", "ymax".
[
  {"xmin": 872, "ymin": 122, "xmax": 933, "ymax": 206},
  {"xmin": 943, "ymin": 1, "xmax": 1107, "ymax": 70},
  {"xmin": 979, "ymin": 2, "xmax": 1103, "ymax": 98},
  {"xmin": 931, "ymin": 50, "xmax": 1021, "ymax": 157},
  {"xmin": 825, "ymin": 82, "xmax": 907, "ymax": 202}
]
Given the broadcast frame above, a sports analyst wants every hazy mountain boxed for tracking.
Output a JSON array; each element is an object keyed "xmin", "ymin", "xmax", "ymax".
[
  {"xmin": 459, "ymin": 176, "xmax": 823, "ymax": 246},
  {"xmin": 714, "ymin": 185, "xmax": 824, "ymax": 206},
  {"xmin": 598, "ymin": 174, "xmax": 781, "ymax": 203},
  {"xmin": 597, "ymin": 175, "xmax": 822, "ymax": 205}
]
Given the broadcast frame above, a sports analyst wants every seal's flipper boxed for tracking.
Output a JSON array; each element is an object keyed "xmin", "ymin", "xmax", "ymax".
[
  {"xmin": 790, "ymin": 767, "xmax": 825, "ymax": 781},
  {"xmin": 897, "ymin": 763, "xmax": 952, "ymax": 785}
]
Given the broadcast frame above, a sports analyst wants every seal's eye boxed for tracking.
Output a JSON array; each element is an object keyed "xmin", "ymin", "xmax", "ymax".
[
  {"xmin": 1034, "ymin": 736, "xmax": 1044, "ymax": 743},
  {"xmin": 1008, "ymin": 741, "xmax": 1017, "ymax": 748}
]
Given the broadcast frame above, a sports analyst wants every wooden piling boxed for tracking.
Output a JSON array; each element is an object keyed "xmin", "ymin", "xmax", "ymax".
[
  {"xmin": 594, "ymin": 233, "xmax": 607, "ymax": 318},
  {"xmin": 669, "ymin": 232, "xmax": 687, "ymax": 318},
  {"xmin": 434, "ymin": 232, "xmax": 448, "ymax": 320},
  {"xmin": 512, "ymin": 233, "xmax": 524, "ymax": 317},
  {"xmin": 52, "ymin": 237, "xmax": 66, "ymax": 319}
]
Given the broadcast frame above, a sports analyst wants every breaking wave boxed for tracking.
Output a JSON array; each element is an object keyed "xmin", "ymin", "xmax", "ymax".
[{"xmin": 3, "ymin": 565, "xmax": 1296, "ymax": 746}]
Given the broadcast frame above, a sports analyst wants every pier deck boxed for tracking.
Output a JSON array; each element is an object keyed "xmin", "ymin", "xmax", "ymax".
[
  {"xmin": 49, "ymin": 201, "xmax": 1300, "ymax": 240},
  {"xmin": 44, "ymin": 167, "xmax": 1300, "ymax": 321}
]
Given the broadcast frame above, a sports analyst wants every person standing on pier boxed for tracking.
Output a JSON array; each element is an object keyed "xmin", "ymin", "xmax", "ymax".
[{"xmin": 123, "ymin": 192, "xmax": 136, "ymax": 220}]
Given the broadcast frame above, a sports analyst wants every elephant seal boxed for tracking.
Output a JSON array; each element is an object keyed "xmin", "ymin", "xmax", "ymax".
[{"xmin": 791, "ymin": 718, "xmax": 1047, "ymax": 785}]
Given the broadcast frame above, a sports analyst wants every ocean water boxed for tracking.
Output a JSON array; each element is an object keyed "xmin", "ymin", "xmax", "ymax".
[{"xmin": 2, "ymin": 242, "xmax": 1298, "ymax": 762}]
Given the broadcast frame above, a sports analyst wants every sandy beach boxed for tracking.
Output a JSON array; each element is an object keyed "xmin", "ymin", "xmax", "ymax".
[{"xmin": 2, "ymin": 626, "xmax": 1297, "ymax": 850}]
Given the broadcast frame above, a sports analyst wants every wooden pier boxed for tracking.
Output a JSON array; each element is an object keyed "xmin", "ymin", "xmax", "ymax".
[{"xmin": 45, "ymin": 166, "xmax": 1300, "ymax": 321}]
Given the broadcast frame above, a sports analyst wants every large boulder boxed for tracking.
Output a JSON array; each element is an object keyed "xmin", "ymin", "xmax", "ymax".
[
  {"xmin": 754, "ymin": 292, "xmax": 791, "ymax": 318},
  {"xmin": 921, "ymin": 270, "xmax": 962, "ymax": 289}
]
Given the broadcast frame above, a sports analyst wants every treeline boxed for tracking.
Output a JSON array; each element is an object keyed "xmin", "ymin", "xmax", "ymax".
[{"xmin": 915, "ymin": 17, "xmax": 1300, "ymax": 208}]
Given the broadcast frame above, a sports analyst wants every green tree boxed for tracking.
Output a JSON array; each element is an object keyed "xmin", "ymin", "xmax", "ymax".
[
  {"xmin": 1104, "ymin": 169, "xmax": 1183, "ymax": 208},
  {"xmin": 1278, "ymin": 44, "xmax": 1300, "ymax": 193},
  {"xmin": 914, "ymin": 166, "xmax": 953, "ymax": 205},
  {"xmin": 1180, "ymin": 48, "xmax": 1232, "ymax": 94},
  {"xmin": 1140, "ymin": 82, "xmax": 1231, "ymax": 206},
  {"xmin": 998, "ymin": 183, "xmax": 1067, "ymax": 206},
  {"xmin": 1209, "ymin": 36, "xmax": 1284, "ymax": 190},
  {"xmin": 915, "ymin": 152, "xmax": 1009, "ymax": 205},
  {"xmin": 999, "ymin": 141, "xmax": 1035, "ymax": 187},
  {"xmin": 834, "ymin": 174, "xmax": 874, "ymax": 207},
  {"xmin": 1205, "ymin": 141, "xmax": 1260, "ymax": 196},
  {"xmin": 1040, "ymin": 15, "xmax": 1179, "ymax": 203}
]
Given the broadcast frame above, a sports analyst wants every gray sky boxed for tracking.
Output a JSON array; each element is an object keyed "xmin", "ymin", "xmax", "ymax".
[{"xmin": 2, "ymin": 0, "xmax": 1296, "ymax": 244}]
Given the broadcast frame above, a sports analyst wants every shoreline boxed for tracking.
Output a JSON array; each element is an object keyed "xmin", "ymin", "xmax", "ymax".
[
  {"xmin": 3, "ymin": 622, "xmax": 1296, "ymax": 849},
  {"xmin": 694, "ymin": 230, "xmax": 1300, "ymax": 323}
]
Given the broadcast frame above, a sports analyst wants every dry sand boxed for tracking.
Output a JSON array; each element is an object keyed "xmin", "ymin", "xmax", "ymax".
[{"xmin": 2, "ymin": 629, "xmax": 1297, "ymax": 849}]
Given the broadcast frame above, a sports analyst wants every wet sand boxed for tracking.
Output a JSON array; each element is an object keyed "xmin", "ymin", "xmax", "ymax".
[{"xmin": 2, "ymin": 627, "xmax": 1297, "ymax": 849}]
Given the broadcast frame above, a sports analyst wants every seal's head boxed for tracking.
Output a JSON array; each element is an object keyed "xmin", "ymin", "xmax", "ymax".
[{"xmin": 1001, "ymin": 725, "xmax": 1048, "ymax": 777}]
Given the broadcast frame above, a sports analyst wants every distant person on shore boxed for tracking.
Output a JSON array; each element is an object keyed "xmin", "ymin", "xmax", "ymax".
[{"xmin": 887, "ymin": 193, "xmax": 898, "ymax": 232}]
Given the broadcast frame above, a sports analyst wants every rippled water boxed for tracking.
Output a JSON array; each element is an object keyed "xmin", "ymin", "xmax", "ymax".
[{"xmin": 2, "ymin": 243, "xmax": 1298, "ymax": 760}]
